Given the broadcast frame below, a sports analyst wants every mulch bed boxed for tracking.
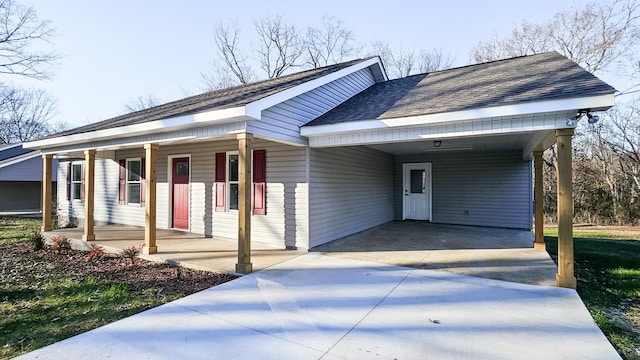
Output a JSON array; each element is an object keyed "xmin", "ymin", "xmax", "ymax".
[{"xmin": 1, "ymin": 242, "xmax": 237, "ymax": 296}]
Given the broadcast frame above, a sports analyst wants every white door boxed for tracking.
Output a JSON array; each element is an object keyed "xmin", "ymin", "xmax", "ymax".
[{"xmin": 403, "ymin": 163, "xmax": 432, "ymax": 220}]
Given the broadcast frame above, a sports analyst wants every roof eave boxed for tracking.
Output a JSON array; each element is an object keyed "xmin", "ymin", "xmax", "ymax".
[
  {"xmin": 300, "ymin": 93, "xmax": 615, "ymax": 137},
  {"xmin": 24, "ymin": 106, "xmax": 254, "ymax": 150}
]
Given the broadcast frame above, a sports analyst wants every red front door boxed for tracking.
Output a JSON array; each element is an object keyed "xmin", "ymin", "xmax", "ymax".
[{"xmin": 172, "ymin": 157, "xmax": 189, "ymax": 229}]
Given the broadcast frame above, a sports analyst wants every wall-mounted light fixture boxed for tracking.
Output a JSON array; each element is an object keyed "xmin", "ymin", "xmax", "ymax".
[{"xmin": 567, "ymin": 109, "xmax": 600, "ymax": 127}]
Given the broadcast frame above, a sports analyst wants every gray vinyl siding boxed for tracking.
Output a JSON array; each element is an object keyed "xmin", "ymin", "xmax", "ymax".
[
  {"xmin": 309, "ymin": 146, "xmax": 394, "ymax": 248},
  {"xmin": 248, "ymin": 68, "xmax": 376, "ymax": 145},
  {"xmin": 0, "ymin": 181, "xmax": 43, "ymax": 211},
  {"xmin": 0, "ymin": 156, "xmax": 58, "ymax": 181},
  {"xmin": 394, "ymin": 150, "xmax": 532, "ymax": 229},
  {"xmin": 56, "ymin": 140, "xmax": 308, "ymax": 249}
]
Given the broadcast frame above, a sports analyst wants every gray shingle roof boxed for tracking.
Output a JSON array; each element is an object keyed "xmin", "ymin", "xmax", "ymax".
[
  {"xmin": 50, "ymin": 58, "xmax": 373, "ymax": 138},
  {"xmin": 306, "ymin": 52, "xmax": 616, "ymax": 127}
]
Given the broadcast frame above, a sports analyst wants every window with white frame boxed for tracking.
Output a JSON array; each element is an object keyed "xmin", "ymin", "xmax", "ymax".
[
  {"xmin": 127, "ymin": 159, "xmax": 142, "ymax": 204},
  {"xmin": 71, "ymin": 163, "xmax": 82, "ymax": 200},
  {"xmin": 228, "ymin": 153, "xmax": 238, "ymax": 210}
]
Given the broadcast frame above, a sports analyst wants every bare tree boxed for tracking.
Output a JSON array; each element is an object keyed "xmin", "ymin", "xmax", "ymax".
[
  {"xmin": 0, "ymin": 0, "xmax": 58, "ymax": 79},
  {"xmin": 201, "ymin": 60, "xmax": 242, "ymax": 91},
  {"xmin": 418, "ymin": 48, "xmax": 456, "ymax": 73},
  {"xmin": 124, "ymin": 94, "xmax": 161, "ymax": 113},
  {"xmin": 304, "ymin": 15, "xmax": 356, "ymax": 68},
  {"xmin": 0, "ymin": 87, "xmax": 57, "ymax": 144},
  {"xmin": 470, "ymin": 0, "xmax": 640, "ymax": 73},
  {"xmin": 368, "ymin": 42, "xmax": 455, "ymax": 79},
  {"xmin": 212, "ymin": 21, "xmax": 254, "ymax": 86},
  {"xmin": 253, "ymin": 15, "xmax": 303, "ymax": 78}
]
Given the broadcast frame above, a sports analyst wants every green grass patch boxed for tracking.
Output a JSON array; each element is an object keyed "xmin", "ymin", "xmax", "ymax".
[
  {"xmin": 543, "ymin": 227, "xmax": 636, "ymax": 240},
  {"xmin": 545, "ymin": 235, "xmax": 640, "ymax": 359},
  {"xmin": 0, "ymin": 217, "xmax": 41, "ymax": 247}
]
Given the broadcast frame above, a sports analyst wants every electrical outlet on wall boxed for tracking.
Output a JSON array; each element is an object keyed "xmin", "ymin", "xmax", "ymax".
[{"xmin": 464, "ymin": 210, "xmax": 470, "ymax": 215}]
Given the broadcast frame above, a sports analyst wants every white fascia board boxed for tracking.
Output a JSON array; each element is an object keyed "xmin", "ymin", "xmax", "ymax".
[
  {"xmin": 0, "ymin": 143, "xmax": 22, "ymax": 151},
  {"xmin": 244, "ymin": 58, "xmax": 384, "ymax": 119},
  {"xmin": 301, "ymin": 94, "xmax": 615, "ymax": 137},
  {"xmin": 24, "ymin": 106, "xmax": 251, "ymax": 150},
  {"xmin": 0, "ymin": 151, "xmax": 41, "ymax": 169}
]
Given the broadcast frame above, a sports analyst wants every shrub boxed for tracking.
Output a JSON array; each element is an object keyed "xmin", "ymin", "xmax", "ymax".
[
  {"xmin": 121, "ymin": 245, "xmax": 140, "ymax": 266},
  {"xmin": 85, "ymin": 243, "xmax": 105, "ymax": 261},
  {"xmin": 29, "ymin": 229, "xmax": 45, "ymax": 251},
  {"xmin": 49, "ymin": 234, "xmax": 70, "ymax": 253}
]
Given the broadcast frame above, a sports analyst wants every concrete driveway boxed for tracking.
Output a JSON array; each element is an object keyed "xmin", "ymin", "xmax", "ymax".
[{"xmin": 16, "ymin": 253, "xmax": 620, "ymax": 360}]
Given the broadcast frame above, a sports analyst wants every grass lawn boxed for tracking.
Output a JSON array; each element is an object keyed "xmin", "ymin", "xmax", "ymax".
[
  {"xmin": 0, "ymin": 216, "xmax": 234, "ymax": 359},
  {"xmin": 544, "ymin": 227, "xmax": 640, "ymax": 360}
]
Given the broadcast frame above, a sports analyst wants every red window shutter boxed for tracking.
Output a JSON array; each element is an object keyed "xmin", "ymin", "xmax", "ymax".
[
  {"xmin": 252, "ymin": 149, "xmax": 266, "ymax": 215},
  {"xmin": 215, "ymin": 152, "xmax": 226, "ymax": 211},
  {"xmin": 140, "ymin": 158, "xmax": 146, "ymax": 207},
  {"xmin": 80, "ymin": 163, "xmax": 85, "ymax": 202},
  {"xmin": 118, "ymin": 160, "xmax": 126, "ymax": 204},
  {"xmin": 66, "ymin": 163, "xmax": 71, "ymax": 201}
]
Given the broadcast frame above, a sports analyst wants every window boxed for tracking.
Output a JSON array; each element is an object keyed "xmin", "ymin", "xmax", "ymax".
[
  {"xmin": 119, "ymin": 158, "xmax": 145, "ymax": 206},
  {"xmin": 214, "ymin": 150, "xmax": 266, "ymax": 215},
  {"xmin": 228, "ymin": 154, "xmax": 239, "ymax": 210},
  {"xmin": 127, "ymin": 159, "xmax": 142, "ymax": 204},
  {"xmin": 71, "ymin": 163, "xmax": 82, "ymax": 200}
]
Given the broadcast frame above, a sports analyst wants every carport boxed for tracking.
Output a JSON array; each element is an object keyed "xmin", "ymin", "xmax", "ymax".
[{"xmin": 313, "ymin": 221, "xmax": 557, "ymax": 286}]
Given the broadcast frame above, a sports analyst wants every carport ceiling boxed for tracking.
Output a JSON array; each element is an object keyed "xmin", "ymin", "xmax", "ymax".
[{"xmin": 366, "ymin": 132, "xmax": 550, "ymax": 155}]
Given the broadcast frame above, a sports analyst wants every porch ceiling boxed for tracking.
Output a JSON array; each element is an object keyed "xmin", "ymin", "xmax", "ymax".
[{"xmin": 366, "ymin": 131, "xmax": 554, "ymax": 157}]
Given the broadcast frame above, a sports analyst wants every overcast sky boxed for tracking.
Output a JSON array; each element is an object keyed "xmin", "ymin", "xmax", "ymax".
[{"xmin": 18, "ymin": 0, "xmax": 603, "ymax": 128}]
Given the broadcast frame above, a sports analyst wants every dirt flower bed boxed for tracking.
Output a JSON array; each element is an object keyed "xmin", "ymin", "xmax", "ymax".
[{"xmin": 1, "ymin": 240, "xmax": 236, "ymax": 358}]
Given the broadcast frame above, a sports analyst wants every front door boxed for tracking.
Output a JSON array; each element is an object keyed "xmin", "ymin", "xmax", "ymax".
[
  {"xmin": 172, "ymin": 157, "xmax": 189, "ymax": 229},
  {"xmin": 403, "ymin": 163, "xmax": 432, "ymax": 220}
]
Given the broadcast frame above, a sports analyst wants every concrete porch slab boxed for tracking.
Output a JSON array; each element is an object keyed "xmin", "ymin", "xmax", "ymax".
[
  {"xmin": 312, "ymin": 222, "xmax": 558, "ymax": 286},
  {"xmin": 44, "ymin": 225, "xmax": 305, "ymax": 275}
]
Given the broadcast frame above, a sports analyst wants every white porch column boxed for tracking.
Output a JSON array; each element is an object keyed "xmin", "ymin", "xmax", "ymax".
[
  {"xmin": 41, "ymin": 154, "xmax": 53, "ymax": 232},
  {"xmin": 556, "ymin": 129, "xmax": 576, "ymax": 289},
  {"xmin": 533, "ymin": 151, "xmax": 545, "ymax": 249},
  {"xmin": 143, "ymin": 144, "xmax": 158, "ymax": 255},
  {"xmin": 82, "ymin": 149, "xmax": 96, "ymax": 241},
  {"xmin": 236, "ymin": 132, "xmax": 253, "ymax": 274}
]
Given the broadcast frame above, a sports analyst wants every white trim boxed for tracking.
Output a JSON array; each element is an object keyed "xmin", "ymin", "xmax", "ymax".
[
  {"xmin": 0, "ymin": 143, "xmax": 22, "ymax": 151},
  {"xmin": 300, "ymin": 94, "xmax": 615, "ymax": 137},
  {"xmin": 25, "ymin": 107, "xmax": 252, "ymax": 150},
  {"xmin": 0, "ymin": 151, "xmax": 41, "ymax": 169},
  {"xmin": 245, "ymin": 58, "xmax": 384, "ymax": 119},
  {"xmin": 522, "ymin": 131, "xmax": 556, "ymax": 160},
  {"xmin": 167, "ymin": 154, "xmax": 191, "ymax": 231},
  {"xmin": 402, "ymin": 163, "xmax": 432, "ymax": 221}
]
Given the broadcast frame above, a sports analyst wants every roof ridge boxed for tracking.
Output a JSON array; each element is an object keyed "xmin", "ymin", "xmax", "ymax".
[{"xmin": 420, "ymin": 51, "xmax": 561, "ymax": 76}]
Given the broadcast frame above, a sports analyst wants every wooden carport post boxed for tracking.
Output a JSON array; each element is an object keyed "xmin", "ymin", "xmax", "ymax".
[
  {"xmin": 533, "ymin": 151, "xmax": 545, "ymax": 249},
  {"xmin": 82, "ymin": 149, "xmax": 96, "ymax": 241},
  {"xmin": 236, "ymin": 132, "xmax": 253, "ymax": 274},
  {"xmin": 41, "ymin": 154, "xmax": 53, "ymax": 232},
  {"xmin": 143, "ymin": 144, "xmax": 158, "ymax": 254},
  {"xmin": 555, "ymin": 129, "xmax": 576, "ymax": 289}
]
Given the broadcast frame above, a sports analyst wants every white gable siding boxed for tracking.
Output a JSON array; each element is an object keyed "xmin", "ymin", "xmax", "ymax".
[
  {"xmin": 394, "ymin": 150, "xmax": 532, "ymax": 229},
  {"xmin": 248, "ymin": 68, "xmax": 376, "ymax": 145},
  {"xmin": 308, "ymin": 146, "xmax": 394, "ymax": 248}
]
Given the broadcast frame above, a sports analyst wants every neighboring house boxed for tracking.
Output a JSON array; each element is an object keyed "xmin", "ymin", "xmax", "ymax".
[
  {"xmin": 0, "ymin": 143, "xmax": 57, "ymax": 212},
  {"xmin": 24, "ymin": 52, "xmax": 615, "ymax": 286}
]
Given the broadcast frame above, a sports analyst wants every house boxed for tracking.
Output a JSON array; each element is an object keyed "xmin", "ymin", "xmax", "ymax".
[
  {"xmin": 24, "ymin": 52, "xmax": 616, "ymax": 287},
  {"xmin": 0, "ymin": 143, "xmax": 57, "ymax": 212}
]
